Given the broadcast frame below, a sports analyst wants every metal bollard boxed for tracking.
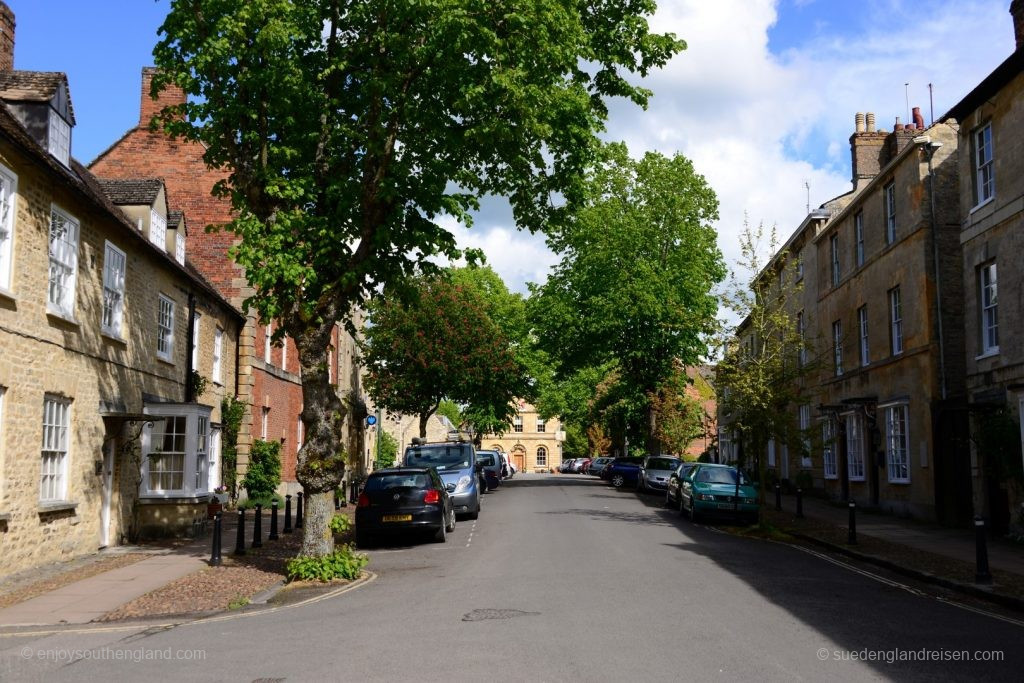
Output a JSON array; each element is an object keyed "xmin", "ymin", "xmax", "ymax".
[
  {"xmin": 775, "ymin": 483, "xmax": 782, "ymax": 511},
  {"xmin": 975, "ymin": 517, "xmax": 992, "ymax": 585},
  {"xmin": 796, "ymin": 488, "xmax": 804, "ymax": 518},
  {"xmin": 252, "ymin": 504, "xmax": 263, "ymax": 549},
  {"xmin": 234, "ymin": 508, "xmax": 246, "ymax": 555},
  {"xmin": 269, "ymin": 499, "xmax": 279, "ymax": 540},
  {"xmin": 847, "ymin": 501, "xmax": 857, "ymax": 545},
  {"xmin": 296, "ymin": 491, "xmax": 304, "ymax": 529},
  {"xmin": 349, "ymin": 480, "xmax": 358, "ymax": 504},
  {"xmin": 283, "ymin": 494, "xmax": 293, "ymax": 534},
  {"xmin": 209, "ymin": 512, "xmax": 223, "ymax": 566}
]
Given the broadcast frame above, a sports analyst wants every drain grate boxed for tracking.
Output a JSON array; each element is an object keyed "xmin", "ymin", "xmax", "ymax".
[{"xmin": 462, "ymin": 608, "xmax": 540, "ymax": 622}]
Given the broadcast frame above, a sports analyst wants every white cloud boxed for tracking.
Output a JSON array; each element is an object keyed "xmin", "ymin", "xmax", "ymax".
[{"xmin": 452, "ymin": 0, "xmax": 1014, "ymax": 292}]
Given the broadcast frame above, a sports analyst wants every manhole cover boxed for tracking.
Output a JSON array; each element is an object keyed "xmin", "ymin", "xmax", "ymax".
[{"xmin": 462, "ymin": 608, "xmax": 540, "ymax": 622}]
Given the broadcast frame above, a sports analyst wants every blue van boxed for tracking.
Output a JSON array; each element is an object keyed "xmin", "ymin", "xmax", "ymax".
[{"xmin": 403, "ymin": 439, "xmax": 482, "ymax": 519}]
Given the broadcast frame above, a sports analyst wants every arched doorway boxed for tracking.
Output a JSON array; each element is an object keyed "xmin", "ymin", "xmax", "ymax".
[{"xmin": 512, "ymin": 446, "xmax": 526, "ymax": 472}]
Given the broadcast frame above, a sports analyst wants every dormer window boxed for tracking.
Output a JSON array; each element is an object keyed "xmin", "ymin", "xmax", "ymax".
[
  {"xmin": 150, "ymin": 209, "xmax": 166, "ymax": 251},
  {"xmin": 47, "ymin": 109, "xmax": 70, "ymax": 166},
  {"xmin": 175, "ymin": 231, "xmax": 185, "ymax": 264}
]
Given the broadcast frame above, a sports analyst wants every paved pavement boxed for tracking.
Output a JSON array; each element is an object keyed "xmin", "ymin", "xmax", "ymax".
[{"xmin": 2, "ymin": 473, "xmax": 1020, "ymax": 682}]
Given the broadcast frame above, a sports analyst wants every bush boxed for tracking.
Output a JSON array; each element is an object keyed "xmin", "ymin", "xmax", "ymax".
[
  {"xmin": 243, "ymin": 440, "xmax": 282, "ymax": 500},
  {"xmin": 285, "ymin": 545, "xmax": 368, "ymax": 582},
  {"xmin": 329, "ymin": 514, "xmax": 352, "ymax": 536},
  {"xmin": 237, "ymin": 493, "xmax": 284, "ymax": 510}
]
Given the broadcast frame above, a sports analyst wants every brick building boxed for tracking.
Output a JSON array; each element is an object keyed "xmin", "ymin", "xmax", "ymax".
[
  {"xmin": 89, "ymin": 68, "xmax": 368, "ymax": 494},
  {"xmin": 946, "ymin": 0, "xmax": 1024, "ymax": 533},
  {"xmin": 0, "ymin": 2, "xmax": 243, "ymax": 576}
]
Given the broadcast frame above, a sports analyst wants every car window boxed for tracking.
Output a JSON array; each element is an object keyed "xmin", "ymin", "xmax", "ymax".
[
  {"xmin": 477, "ymin": 455, "xmax": 495, "ymax": 466},
  {"xmin": 647, "ymin": 457, "xmax": 680, "ymax": 470},
  {"xmin": 694, "ymin": 467, "xmax": 747, "ymax": 485},
  {"xmin": 405, "ymin": 444, "xmax": 474, "ymax": 470},
  {"xmin": 365, "ymin": 473, "xmax": 429, "ymax": 491}
]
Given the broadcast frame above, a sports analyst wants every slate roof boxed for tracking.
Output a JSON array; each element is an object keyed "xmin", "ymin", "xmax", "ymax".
[
  {"xmin": 167, "ymin": 210, "xmax": 185, "ymax": 232},
  {"xmin": 96, "ymin": 178, "xmax": 163, "ymax": 206},
  {"xmin": 0, "ymin": 70, "xmax": 75, "ymax": 124}
]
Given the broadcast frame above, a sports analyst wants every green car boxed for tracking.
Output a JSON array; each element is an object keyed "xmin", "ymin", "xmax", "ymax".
[{"xmin": 679, "ymin": 463, "xmax": 759, "ymax": 524}]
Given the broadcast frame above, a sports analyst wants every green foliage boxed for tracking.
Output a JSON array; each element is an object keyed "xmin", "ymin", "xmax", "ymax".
[
  {"xmin": 561, "ymin": 423, "xmax": 590, "ymax": 458},
  {"xmin": 650, "ymin": 367, "xmax": 706, "ymax": 456},
  {"xmin": 237, "ymin": 493, "xmax": 284, "ymax": 510},
  {"xmin": 376, "ymin": 430, "xmax": 398, "ymax": 469},
  {"xmin": 329, "ymin": 514, "xmax": 352, "ymax": 536},
  {"xmin": 242, "ymin": 440, "xmax": 282, "ymax": 500},
  {"xmin": 190, "ymin": 370, "xmax": 209, "ymax": 398},
  {"xmin": 220, "ymin": 396, "xmax": 246, "ymax": 502},
  {"xmin": 531, "ymin": 143, "xmax": 725, "ymax": 451},
  {"xmin": 436, "ymin": 400, "xmax": 464, "ymax": 430},
  {"xmin": 285, "ymin": 545, "xmax": 368, "ymax": 583},
  {"xmin": 363, "ymin": 273, "xmax": 532, "ymax": 436},
  {"xmin": 227, "ymin": 595, "xmax": 249, "ymax": 610},
  {"xmin": 972, "ymin": 409, "xmax": 1023, "ymax": 486}
]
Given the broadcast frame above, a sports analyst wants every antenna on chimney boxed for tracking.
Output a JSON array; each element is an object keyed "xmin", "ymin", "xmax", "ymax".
[
  {"xmin": 904, "ymin": 82, "xmax": 910, "ymax": 126},
  {"xmin": 804, "ymin": 180, "xmax": 810, "ymax": 214},
  {"xmin": 928, "ymin": 83, "xmax": 934, "ymax": 125}
]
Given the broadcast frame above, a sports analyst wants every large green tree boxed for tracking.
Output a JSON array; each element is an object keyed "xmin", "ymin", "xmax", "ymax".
[
  {"xmin": 363, "ymin": 274, "xmax": 531, "ymax": 439},
  {"xmin": 531, "ymin": 143, "xmax": 725, "ymax": 453},
  {"xmin": 153, "ymin": 0, "xmax": 683, "ymax": 556}
]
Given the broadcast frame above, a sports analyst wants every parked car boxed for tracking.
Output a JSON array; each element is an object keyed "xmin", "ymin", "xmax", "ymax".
[
  {"xmin": 476, "ymin": 450, "xmax": 503, "ymax": 490},
  {"xmin": 355, "ymin": 467, "xmax": 456, "ymax": 547},
  {"xmin": 588, "ymin": 457, "xmax": 615, "ymax": 476},
  {"xmin": 571, "ymin": 458, "xmax": 591, "ymax": 473},
  {"xmin": 636, "ymin": 455, "xmax": 682, "ymax": 493},
  {"xmin": 678, "ymin": 463, "xmax": 759, "ymax": 524},
  {"xmin": 605, "ymin": 456, "xmax": 644, "ymax": 488},
  {"xmin": 502, "ymin": 452, "xmax": 516, "ymax": 478},
  {"xmin": 559, "ymin": 459, "xmax": 576, "ymax": 473},
  {"xmin": 403, "ymin": 438, "xmax": 482, "ymax": 519},
  {"xmin": 665, "ymin": 461, "xmax": 698, "ymax": 510}
]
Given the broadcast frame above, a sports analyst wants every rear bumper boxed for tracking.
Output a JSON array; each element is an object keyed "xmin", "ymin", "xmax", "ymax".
[{"xmin": 356, "ymin": 507, "xmax": 445, "ymax": 533}]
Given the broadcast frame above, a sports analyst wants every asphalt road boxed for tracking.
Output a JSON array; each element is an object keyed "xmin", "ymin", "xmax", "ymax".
[{"xmin": 2, "ymin": 472, "xmax": 1022, "ymax": 682}]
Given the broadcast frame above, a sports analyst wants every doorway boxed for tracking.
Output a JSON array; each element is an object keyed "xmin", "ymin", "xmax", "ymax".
[{"xmin": 100, "ymin": 439, "xmax": 115, "ymax": 548}]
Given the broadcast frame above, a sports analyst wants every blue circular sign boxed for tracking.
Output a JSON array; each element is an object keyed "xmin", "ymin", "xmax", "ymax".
[{"xmin": 366, "ymin": 415, "xmax": 377, "ymax": 426}]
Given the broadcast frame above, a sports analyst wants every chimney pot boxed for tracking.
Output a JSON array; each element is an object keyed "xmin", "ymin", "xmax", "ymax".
[
  {"xmin": 855, "ymin": 112, "xmax": 866, "ymax": 133},
  {"xmin": 866, "ymin": 112, "xmax": 876, "ymax": 133},
  {"xmin": 912, "ymin": 106, "xmax": 925, "ymax": 130},
  {"xmin": 0, "ymin": 1, "xmax": 15, "ymax": 72},
  {"xmin": 894, "ymin": 116, "xmax": 904, "ymax": 132}
]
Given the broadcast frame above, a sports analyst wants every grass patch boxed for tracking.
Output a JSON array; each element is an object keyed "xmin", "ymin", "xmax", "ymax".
[{"xmin": 227, "ymin": 595, "xmax": 250, "ymax": 610}]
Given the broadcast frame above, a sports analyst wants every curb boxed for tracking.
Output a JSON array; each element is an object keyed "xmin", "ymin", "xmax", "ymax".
[{"xmin": 789, "ymin": 531, "xmax": 1024, "ymax": 613}]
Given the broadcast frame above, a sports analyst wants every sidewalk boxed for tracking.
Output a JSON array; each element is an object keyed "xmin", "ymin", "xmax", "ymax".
[{"xmin": 784, "ymin": 494, "xmax": 1024, "ymax": 577}]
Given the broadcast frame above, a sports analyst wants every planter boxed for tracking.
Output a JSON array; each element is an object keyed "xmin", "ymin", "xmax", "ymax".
[{"xmin": 207, "ymin": 502, "xmax": 223, "ymax": 519}]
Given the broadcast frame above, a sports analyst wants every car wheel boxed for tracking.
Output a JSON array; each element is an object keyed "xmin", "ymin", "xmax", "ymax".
[
  {"xmin": 612, "ymin": 474, "xmax": 625, "ymax": 488},
  {"xmin": 690, "ymin": 502, "xmax": 701, "ymax": 524},
  {"xmin": 636, "ymin": 477, "xmax": 645, "ymax": 493},
  {"xmin": 467, "ymin": 497, "xmax": 481, "ymax": 520},
  {"xmin": 678, "ymin": 494, "xmax": 686, "ymax": 517},
  {"xmin": 433, "ymin": 521, "xmax": 447, "ymax": 543},
  {"xmin": 446, "ymin": 510, "xmax": 456, "ymax": 533},
  {"xmin": 664, "ymin": 492, "xmax": 671, "ymax": 508}
]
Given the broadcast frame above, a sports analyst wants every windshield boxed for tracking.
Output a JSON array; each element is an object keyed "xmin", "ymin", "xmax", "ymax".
[
  {"xmin": 365, "ymin": 472, "xmax": 430, "ymax": 491},
  {"xmin": 477, "ymin": 454, "xmax": 496, "ymax": 466},
  {"xmin": 695, "ymin": 467, "xmax": 748, "ymax": 485},
  {"xmin": 404, "ymin": 444, "xmax": 474, "ymax": 470},
  {"xmin": 647, "ymin": 458, "xmax": 680, "ymax": 471}
]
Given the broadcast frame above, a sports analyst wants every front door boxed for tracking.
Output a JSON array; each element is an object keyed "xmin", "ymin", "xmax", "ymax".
[
  {"xmin": 100, "ymin": 439, "xmax": 115, "ymax": 548},
  {"xmin": 514, "ymin": 450, "xmax": 525, "ymax": 472}
]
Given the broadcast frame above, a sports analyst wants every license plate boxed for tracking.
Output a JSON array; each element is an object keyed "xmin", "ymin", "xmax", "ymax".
[
  {"xmin": 382, "ymin": 514, "xmax": 412, "ymax": 522},
  {"xmin": 717, "ymin": 503, "xmax": 736, "ymax": 509}
]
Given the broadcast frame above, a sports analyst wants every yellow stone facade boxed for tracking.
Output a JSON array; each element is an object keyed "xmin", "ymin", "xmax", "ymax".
[{"xmin": 479, "ymin": 402, "xmax": 564, "ymax": 473}]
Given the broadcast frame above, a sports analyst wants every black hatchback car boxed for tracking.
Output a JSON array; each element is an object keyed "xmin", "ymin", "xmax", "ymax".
[{"xmin": 355, "ymin": 467, "xmax": 456, "ymax": 547}]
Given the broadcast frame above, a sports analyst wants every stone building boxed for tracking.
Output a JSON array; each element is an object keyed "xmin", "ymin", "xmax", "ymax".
[
  {"xmin": 479, "ymin": 401, "xmax": 564, "ymax": 473},
  {"xmin": 89, "ymin": 67, "xmax": 368, "ymax": 495},
  {"xmin": 0, "ymin": 15, "xmax": 243, "ymax": 576},
  {"xmin": 945, "ymin": 0, "xmax": 1024, "ymax": 534}
]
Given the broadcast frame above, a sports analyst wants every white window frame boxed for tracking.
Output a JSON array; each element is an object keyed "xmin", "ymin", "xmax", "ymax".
[
  {"xmin": 212, "ymin": 327, "xmax": 224, "ymax": 385},
  {"xmin": 141, "ymin": 404, "xmax": 213, "ymax": 497},
  {"xmin": 767, "ymin": 439, "xmax": 776, "ymax": 468},
  {"xmin": 175, "ymin": 231, "xmax": 186, "ymax": 265},
  {"xmin": 797, "ymin": 310, "xmax": 807, "ymax": 367},
  {"xmin": 0, "ymin": 164, "xmax": 17, "ymax": 292},
  {"xmin": 980, "ymin": 262, "xmax": 999, "ymax": 355},
  {"xmin": 264, "ymin": 323, "xmax": 272, "ymax": 364},
  {"xmin": 832, "ymin": 320, "xmax": 843, "ymax": 376},
  {"xmin": 47, "ymin": 109, "xmax": 70, "ymax": 166},
  {"xmin": 297, "ymin": 414, "xmax": 304, "ymax": 452},
  {"xmin": 854, "ymin": 211, "xmax": 864, "ymax": 267},
  {"xmin": 327, "ymin": 347, "xmax": 334, "ymax": 383},
  {"xmin": 882, "ymin": 402, "xmax": 910, "ymax": 483},
  {"xmin": 884, "ymin": 182, "xmax": 896, "ymax": 244},
  {"xmin": 191, "ymin": 312, "xmax": 201, "ymax": 372},
  {"xmin": 974, "ymin": 123, "xmax": 994, "ymax": 206},
  {"xmin": 537, "ymin": 419, "xmax": 546, "ymax": 433},
  {"xmin": 799, "ymin": 405, "xmax": 812, "ymax": 467},
  {"xmin": 157, "ymin": 294, "xmax": 175, "ymax": 362},
  {"xmin": 858, "ymin": 305, "xmax": 869, "ymax": 367},
  {"xmin": 281, "ymin": 335, "xmax": 288, "ymax": 372},
  {"xmin": 40, "ymin": 396, "xmax": 71, "ymax": 502},
  {"xmin": 209, "ymin": 426, "xmax": 222, "ymax": 491},
  {"xmin": 149, "ymin": 209, "xmax": 167, "ymax": 252},
  {"xmin": 513, "ymin": 414, "xmax": 523, "ymax": 433},
  {"xmin": 47, "ymin": 205, "xmax": 79, "ymax": 318},
  {"xmin": 889, "ymin": 286, "xmax": 903, "ymax": 355},
  {"xmin": 822, "ymin": 420, "xmax": 837, "ymax": 480},
  {"xmin": 262, "ymin": 406, "xmax": 270, "ymax": 439},
  {"xmin": 101, "ymin": 241, "xmax": 126, "ymax": 338},
  {"xmin": 536, "ymin": 446, "xmax": 547, "ymax": 467},
  {"xmin": 830, "ymin": 234, "xmax": 840, "ymax": 286},
  {"xmin": 845, "ymin": 413, "xmax": 866, "ymax": 482},
  {"xmin": 195, "ymin": 416, "xmax": 208, "ymax": 491}
]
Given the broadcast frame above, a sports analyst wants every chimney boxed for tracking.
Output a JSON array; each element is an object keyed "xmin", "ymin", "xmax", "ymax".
[
  {"xmin": 1012, "ymin": 0, "xmax": 1024, "ymax": 50},
  {"xmin": 849, "ymin": 111, "xmax": 886, "ymax": 190},
  {"xmin": 140, "ymin": 67, "xmax": 186, "ymax": 127},
  {"xmin": 912, "ymin": 106, "xmax": 925, "ymax": 130},
  {"xmin": 0, "ymin": 1, "xmax": 14, "ymax": 72}
]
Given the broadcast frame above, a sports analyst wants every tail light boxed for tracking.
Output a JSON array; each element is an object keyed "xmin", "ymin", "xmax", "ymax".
[
  {"xmin": 424, "ymin": 489, "xmax": 441, "ymax": 504},
  {"xmin": 357, "ymin": 492, "xmax": 370, "ymax": 508}
]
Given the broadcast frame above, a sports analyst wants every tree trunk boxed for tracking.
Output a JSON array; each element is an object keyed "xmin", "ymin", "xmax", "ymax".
[
  {"xmin": 645, "ymin": 399, "xmax": 660, "ymax": 455},
  {"xmin": 294, "ymin": 318, "xmax": 347, "ymax": 558},
  {"xmin": 418, "ymin": 402, "xmax": 439, "ymax": 439}
]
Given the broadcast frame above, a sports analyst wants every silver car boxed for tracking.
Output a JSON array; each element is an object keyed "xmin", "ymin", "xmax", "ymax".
[{"xmin": 637, "ymin": 455, "xmax": 683, "ymax": 493}]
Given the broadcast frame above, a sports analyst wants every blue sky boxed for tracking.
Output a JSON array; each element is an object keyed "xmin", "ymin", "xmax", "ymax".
[{"xmin": 7, "ymin": 0, "xmax": 1018, "ymax": 292}]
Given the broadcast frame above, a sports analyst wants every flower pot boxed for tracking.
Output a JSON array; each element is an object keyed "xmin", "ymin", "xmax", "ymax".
[{"xmin": 207, "ymin": 502, "xmax": 223, "ymax": 519}]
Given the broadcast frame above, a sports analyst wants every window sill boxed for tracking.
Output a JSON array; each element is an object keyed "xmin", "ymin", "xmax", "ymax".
[
  {"xmin": 824, "ymin": 475, "xmax": 839, "ymax": 481},
  {"xmin": 848, "ymin": 477, "xmax": 866, "ymax": 483},
  {"xmin": 976, "ymin": 349, "xmax": 1000, "ymax": 361},
  {"xmin": 156, "ymin": 355, "xmax": 175, "ymax": 366},
  {"xmin": 38, "ymin": 501, "xmax": 78, "ymax": 514},
  {"xmin": 888, "ymin": 479, "xmax": 911, "ymax": 485},
  {"xmin": 46, "ymin": 310, "xmax": 80, "ymax": 327},
  {"xmin": 0, "ymin": 511, "xmax": 10, "ymax": 522},
  {"xmin": 101, "ymin": 331, "xmax": 127, "ymax": 345},
  {"xmin": 138, "ymin": 494, "xmax": 208, "ymax": 504},
  {"xmin": 969, "ymin": 196, "xmax": 995, "ymax": 215},
  {"xmin": 0, "ymin": 287, "xmax": 15, "ymax": 304}
]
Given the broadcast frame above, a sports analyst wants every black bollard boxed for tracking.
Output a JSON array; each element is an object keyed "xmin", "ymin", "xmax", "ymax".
[
  {"xmin": 269, "ymin": 499, "xmax": 279, "ymax": 540},
  {"xmin": 234, "ymin": 508, "xmax": 246, "ymax": 555},
  {"xmin": 796, "ymin": 488, "xmax": 804, "ymax": 518},
  {"xmin": 847, "ymin": 501, "xmax": 857, "ymax": 545},
  {"xmin": 252, "ymin": 504, "xmax": 263, "ymax": 548},
  {"xmin": 975, "ymin": 517, "xmax": 992, "ymax": 585},
  {"xmin": 209, "ymin": 512, "xmax": 223, "ymax": 566},
  {"xmin": 775, "ymin": 483, "xmax": 782, "ymax": 511},
  {"xmin": 283, "ymin": 494, "xmax": 293, "ymax": 534},
  {"xmin": 296, "ymin": 491, "xmax": 304, "ymax": 529},
  {"xmin": 334, "ymin": 489, "xmax": 341, "ymax": 510}
]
